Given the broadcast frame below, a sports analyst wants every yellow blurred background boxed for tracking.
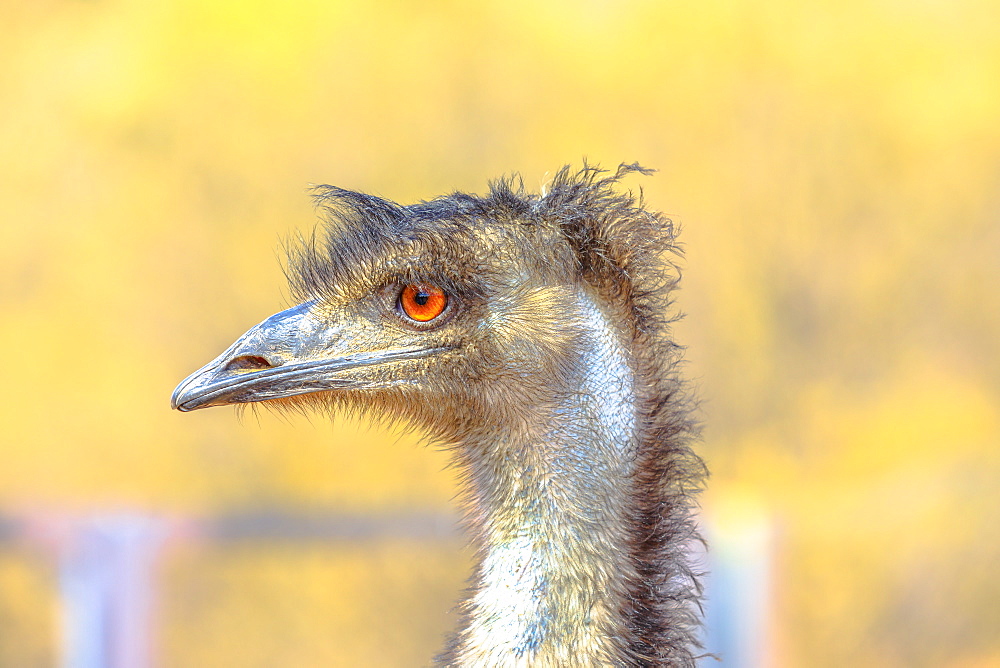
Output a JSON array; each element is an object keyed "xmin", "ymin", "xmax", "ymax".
[{"xmin": 1, "ymin": 0, "xmax": 998, "ymax": 665}]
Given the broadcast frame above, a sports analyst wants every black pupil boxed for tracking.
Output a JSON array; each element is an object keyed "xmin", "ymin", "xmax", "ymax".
[{"xmin": 414, "ymin": 290, "xmax": 429, "ymax": 306}]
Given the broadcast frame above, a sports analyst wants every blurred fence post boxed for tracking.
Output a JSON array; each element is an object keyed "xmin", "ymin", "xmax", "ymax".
[
  {"xmin": 701, "ymin": 498, "xmax": 775, "ymax": 667},
  {"xmin": 55, "ymin": 516, "xmax": 168, "ymax": 668}
]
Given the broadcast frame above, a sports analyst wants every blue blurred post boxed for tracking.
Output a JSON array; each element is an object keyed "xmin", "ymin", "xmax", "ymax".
[
  {"xmin": 57, "ymin": 516, "xmax": 167, "ymax": 668},
  {"xmin": 701, "ymin": 498, "xmax": 774, "ymax": 667}
]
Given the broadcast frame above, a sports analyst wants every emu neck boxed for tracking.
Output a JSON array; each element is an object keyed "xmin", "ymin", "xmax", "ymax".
[{"xmin": 453, "ymin": 295, "xmax": 638, "ymax": 666}]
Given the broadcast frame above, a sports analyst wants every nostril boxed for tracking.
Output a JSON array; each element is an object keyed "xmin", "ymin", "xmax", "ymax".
[{"xmin": 225, "ymin": 355, "xmax": 274, "ymax": 372}]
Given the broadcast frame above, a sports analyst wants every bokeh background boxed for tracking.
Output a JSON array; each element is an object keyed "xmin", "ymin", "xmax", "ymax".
[{"xmin": 2, "ymin": 0, "xmax": 998, "ymax": 666}]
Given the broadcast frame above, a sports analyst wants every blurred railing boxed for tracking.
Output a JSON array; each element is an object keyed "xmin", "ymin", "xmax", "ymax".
[{"xmin": 1, "ymin": 505, "xmax": 773, "ymax": 667}]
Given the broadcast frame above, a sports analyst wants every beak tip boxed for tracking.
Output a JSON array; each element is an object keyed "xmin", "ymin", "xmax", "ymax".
[{"xmin": 171, "ymin": 379, "xmax": 198, "ymax": 412}]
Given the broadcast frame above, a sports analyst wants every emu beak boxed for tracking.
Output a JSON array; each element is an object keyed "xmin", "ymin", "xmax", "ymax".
[{"xmin": 171, "ymin": 301, "xmax": 444, "ymax": 412}]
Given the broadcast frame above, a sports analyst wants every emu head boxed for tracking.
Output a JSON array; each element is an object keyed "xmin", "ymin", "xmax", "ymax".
[{"xmin": 172, "ymin": 165, "xmax": 673, "ymax": 444}]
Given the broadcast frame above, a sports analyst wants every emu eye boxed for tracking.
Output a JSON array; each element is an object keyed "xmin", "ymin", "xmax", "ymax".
[{"xmin": 399, "ymin": 284, "xmax": 448, "ymax": 322}]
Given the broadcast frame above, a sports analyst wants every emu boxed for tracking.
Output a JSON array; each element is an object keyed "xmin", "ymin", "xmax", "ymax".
[{"xmin": 172, "ymin": 164, "xmax": 705, "ymax": 666}]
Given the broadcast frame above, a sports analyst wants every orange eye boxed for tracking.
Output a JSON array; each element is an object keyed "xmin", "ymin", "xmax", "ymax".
[{"xmin": 399, "ymin": 284, "xmax": 448, "ymax": 322}]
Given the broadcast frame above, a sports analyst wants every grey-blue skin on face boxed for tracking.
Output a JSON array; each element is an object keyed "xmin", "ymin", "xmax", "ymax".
[{"xmin": 172, "ymin": 164, "xmax": 706, "ymax": 667}]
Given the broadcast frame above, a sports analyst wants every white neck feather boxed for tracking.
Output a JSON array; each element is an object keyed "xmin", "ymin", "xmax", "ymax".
[{"xmin": 452, "ymin": 293, "xmax": 637, "ymax": 666}]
